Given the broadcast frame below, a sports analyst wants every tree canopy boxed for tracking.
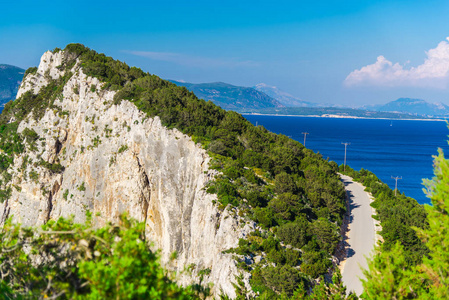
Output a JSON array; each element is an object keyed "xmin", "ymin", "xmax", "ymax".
[
  {"xmin": 0, "ymin": 213, "xmax": 205, "ymax": 299},
  {"xmin": 361, "ymin": 148, "xmax": 449, "ymax": 299}
]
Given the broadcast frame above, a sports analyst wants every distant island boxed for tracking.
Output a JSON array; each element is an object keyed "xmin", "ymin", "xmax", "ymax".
[
  {"xmin": 170, "ymin": 81, "xmax": 448, "ymax": 120},
  {"xmin": 363, "ymin": 97, "xmax": 449, "ymax": 118},
  {"xmin": 238, "ymin": 107, "xmax": 444, "ymax": 120},
  {"xmin": 0, "ymin": 64, "xmax": 25, "ymax": 105}
]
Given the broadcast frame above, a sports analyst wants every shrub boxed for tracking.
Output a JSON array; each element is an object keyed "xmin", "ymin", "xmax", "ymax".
[
  {"xmin": 0, "ymin": 214, "xmax": 204, "ymax": 299},
  {"xmin": 118, "ymin": 145, "xmax": 128, "ymax": 153},
  {"xmin": 78, "ymin": 182, "xmax": 86, "ymax": 192},
  {"xmin": 277, "ymin": 216, "xmax": 310, "ymax": 249}
]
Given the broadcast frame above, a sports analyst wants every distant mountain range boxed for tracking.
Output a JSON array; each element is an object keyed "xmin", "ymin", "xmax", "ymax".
[
  {"xmin": 1, "ymin": 67, "xmax": 447, "ymax": 119},
  {"xmin": 245, "ymin": 98, "xmax": 449, "ymax": 119},
  {"xmin": 169, "ymin": 80, "xmax": 448, "ymax": 119},
  {"xmin": 239, "ymin": 106, "xmax": 426, "ymax": 120},
  {"xmin": 169, "ymin": 81, "xmax": 283, "ymax": 110},
  {"xmin": 0, "ymin": 64, "xmax": 25, "ymax": 105},
  {"xmin": 363, "ymin": 98, "xmax": 449, "ymax": 117},
  {"xmin": 253, "ymin": 83, "xmax": 317, "ymax": 107},
  {"xmin": 169, "ymin": 81, "xmax": 322, "ymax": 110}
]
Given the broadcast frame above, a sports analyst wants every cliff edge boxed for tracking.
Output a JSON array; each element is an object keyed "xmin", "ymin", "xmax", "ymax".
[{"xmin": 0, "ymin": 49, "xmax": 253, "ymax": 298}]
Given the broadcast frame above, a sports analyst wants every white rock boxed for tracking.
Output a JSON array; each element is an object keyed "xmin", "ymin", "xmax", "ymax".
[{"xmin": 1, "ymin": 50, "xmax": 252, "ymax": 298}]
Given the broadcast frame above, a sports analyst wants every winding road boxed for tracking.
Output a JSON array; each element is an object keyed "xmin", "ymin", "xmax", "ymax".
[{"xmin": 340, "ymin": 174, "xmax": 377, "ymax": 296}]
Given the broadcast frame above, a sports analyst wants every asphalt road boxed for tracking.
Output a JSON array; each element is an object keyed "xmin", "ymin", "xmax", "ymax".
[{"xmin": 340, "ymin": 174, "xmax": 376, "ymax": 296}]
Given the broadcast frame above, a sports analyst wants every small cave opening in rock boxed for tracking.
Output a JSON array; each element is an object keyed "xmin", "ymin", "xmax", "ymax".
[{"xmin": 55, "ymin": 139, "xmax": 63, "ymax": 155}]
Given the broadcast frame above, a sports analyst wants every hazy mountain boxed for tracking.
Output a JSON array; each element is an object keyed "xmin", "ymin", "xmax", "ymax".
[
  {"xmin": 169, "ymin": 81, "xmax": 283, "ymax": 110},
  {"xmin": 168, "ymin": 81, "xmax": 448, "ymax": 119},
  {"xmin": 0, "ymin": 64, "xmax": 25, "ymax": 105},
  {"xmin": 253, "ymin": 83, "xmax": 316, "ymax": 107},
  {"xmin": 364, "ymin": 98, "xmax": 449, "ymax": 117},
  {"xmin": 240, "ymin": 106, "xmax": 427, "ymax": 119}
]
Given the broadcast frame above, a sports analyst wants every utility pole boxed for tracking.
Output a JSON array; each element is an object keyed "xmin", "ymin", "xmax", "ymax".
[
  {"xmin": 391, "ymin": 176, "xmax": 402, "ymax": 196},
  {"xmin": 302, "ymin": 132, "xmax": 309, "ymax": 147},
  {"xmin": 341, "ymin": 142, "xmax": 350, "ymax": 171}
]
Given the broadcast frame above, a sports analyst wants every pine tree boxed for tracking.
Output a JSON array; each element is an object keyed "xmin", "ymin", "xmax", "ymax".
[
  {"xmin": 418, "ymin": 149, "xmax": 449, "ymax": 298},
  {"xmin": 362, "ymin": 148, "xmax": 449, "ymax": 299},
  {"xmin": 361, "ymin": 243, "xmax": 427, "ymax": 299}
]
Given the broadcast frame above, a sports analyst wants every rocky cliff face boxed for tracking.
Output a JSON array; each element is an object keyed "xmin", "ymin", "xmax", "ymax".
[{"xmin": 0, "ymin": 50, "xmax": 253, "ymax": 298}]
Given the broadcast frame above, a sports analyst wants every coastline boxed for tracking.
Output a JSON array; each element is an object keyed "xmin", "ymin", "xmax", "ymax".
[{"xmin": 241, "ymin": 112, "xmax": 446, "ymax": 122}]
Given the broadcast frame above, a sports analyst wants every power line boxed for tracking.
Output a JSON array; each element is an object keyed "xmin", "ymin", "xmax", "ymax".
[
  {"xmin": 391, "ymin": 176, "xmax": 402, "ymax": 196},
  {"xmin": 341, "ymin": 142, "xmax": 350, "ymax": 171},
  {"xmin": 302, "ymin": 132, "xmax": 309, "ymax": 147}
]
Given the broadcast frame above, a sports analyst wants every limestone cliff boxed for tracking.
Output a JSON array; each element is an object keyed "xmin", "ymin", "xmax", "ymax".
[{"xmin": 0, "ymin": 50, "xmax": 253, "ymax": 298}]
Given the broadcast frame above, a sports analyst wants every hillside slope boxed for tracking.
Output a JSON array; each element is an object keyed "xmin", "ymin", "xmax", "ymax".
[
  {"xmin": 170, "ymin": 80, "xmax": 283, "ymax": 110},
  {"xmin": 0, "ymin": 44, "xmax": 347, "ymax": 298},
  {"xmin": 1, "ymin": 50, "xmax": 252, "ymax": 298},
  {"xmin": 365, "ymin": 98, "xmax": 449, "ymax": 117},
  {"xmin": 0, "ymin": 64, "xmax": 25, "ymax": 105},
  {"xmin": 253, "ymin": 83, "xmax": 316, "ymax": 107}
]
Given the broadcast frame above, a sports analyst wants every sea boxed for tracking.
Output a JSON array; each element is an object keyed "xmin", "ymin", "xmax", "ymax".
[{"xmin": 243, "ymin": 114, "xmax": 449, "ymax": 205}]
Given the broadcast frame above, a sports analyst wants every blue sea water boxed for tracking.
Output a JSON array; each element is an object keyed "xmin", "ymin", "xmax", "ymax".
[{"xmin": 243, "ymin": 114, "xmax": 449, "ymax": 205}]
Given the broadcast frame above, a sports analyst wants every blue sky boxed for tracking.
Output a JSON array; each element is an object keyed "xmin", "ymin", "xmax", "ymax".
[{"xmin": 3, "ymin": 0, "xmax": 449, "ymax": 106}]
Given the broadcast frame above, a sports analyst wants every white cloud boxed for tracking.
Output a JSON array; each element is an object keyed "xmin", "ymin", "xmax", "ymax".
[
  {"xmin": 344, "ymin": 38, "xmax": 449, "ymax": 88},
  {"xmin": 124, "ymin": 50, "xmax": 258, "ymax": 68}
]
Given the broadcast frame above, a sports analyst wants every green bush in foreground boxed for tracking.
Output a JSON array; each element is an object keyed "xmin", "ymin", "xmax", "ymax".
[
  {"xmin": 0, "ymin": 213, "xmax": 203, "ymax": 299},
  {"xmin": 361, "ymin": 149, "xmax": 449, "ymax": 299}
]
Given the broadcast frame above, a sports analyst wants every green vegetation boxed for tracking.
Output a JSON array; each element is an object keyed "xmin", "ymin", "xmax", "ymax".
[
  {"xmin": 0, "ymin": 44, "xmax": 349, "ymax": 297},
  {"xmin": 29, "ymin": 170, "xmax": 38, "ymax": 182},
  {"xmin": 1, "ymin": 68, "xmax": 72, "ymax": 123},
  {"xmin": 91, "ymin": 135, "xmax": 101, "ymax": 148},
  {"xmin": 361, "ymin": 149, "xmax": 449, "ymax": 299},
  {"xmin": 170, "ymin": 80, "xmax": 282, "ymax": 110},
  {"xmin": 78, "ymin": 182, "xmax": 86, "ymax": 192},
  {"xmin": 63, "ymin": 43, "xmax": 146, "ymax": 91},
  {"xmin": 340, "ymin": 166, "xmax": 428, "ymax": 265},
  {"xmin": 79, "ymin": 39, "xmax": 345, "ymax": 294},
  {"xmin": 22, "ymin": 127, "xmax": 39, "ymax": 150},
  {"xmin": 3, "ymin": 43, "xmax": 449, "ymax": 299},
  {"xmin": 0, "ymin": 123, "xmax": 25, "ymax": 202},
  {"xmin": 0, "ymin": 213, "xmax": 206, "ymax": 299},
  {"xmin": 0, "ymin": 59, "xmax": 77, "ymax": 201},
  {"xmin": 39, "ymin": 159, "xmax": 65, "ymax": 173},
  {"xmin": 118, "ymin": 144, "xmax": 128, "ymax": 153},
  {"xmin": 23, "ymin": 66, "xmax": 37, "ymax": 77}
]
